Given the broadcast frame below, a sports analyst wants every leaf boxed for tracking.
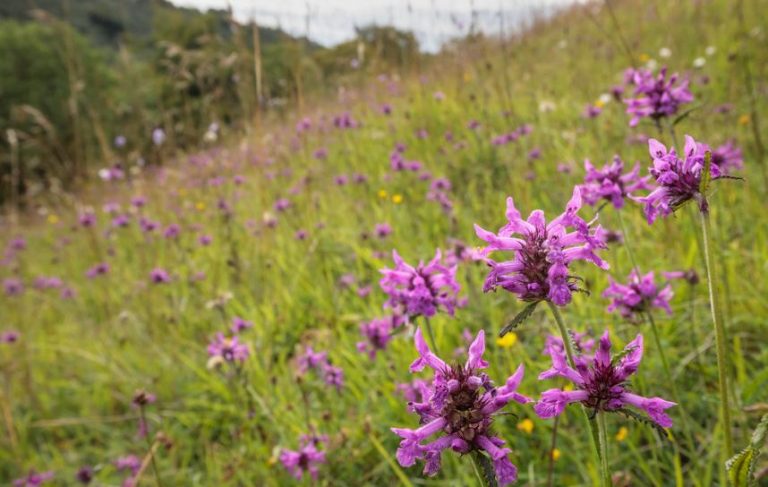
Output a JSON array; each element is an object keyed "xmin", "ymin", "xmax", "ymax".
[
  {"xmin": 672, "ymin": 103, "xmax": 703, "ymax": 126},
  {"xmin": 499, "ymin": 301, "xmax": 539, "ymax": 337},
  {"xmin": 726, "ymin": 414, "xmax": 768, "ymax": 487},
  {"xmin": 610, "ymin": 345, "xmax": 637, "ymax": 368},
  {"xmin": 700, "ymin": 151, "xmax": 712, "ymax": 196}
]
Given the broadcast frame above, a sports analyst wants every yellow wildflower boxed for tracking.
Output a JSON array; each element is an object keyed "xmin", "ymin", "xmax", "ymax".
[
  {"xmin": 739, "ymin": 114, "xmax": 750, "ymax": 126},
  {"xmin": 392, "ymin": 194, "xmax": 403, "ymax": 204},
  {"xmin": 551, "ymin": 448, "xmax": 561, "ymax": 461},
  {"xmin": 378, "ymin": 189, "xmax": 388, "ymax": 199},
  {"xmin": 496, "ymin": 332, "xmax": 518, "ymax": 348},
  {"xmin": 517, "ymin": 418, "xmax": 534, "ymax": 434},
  {"xmin": 616, "ymin": 426, "xmax": 629, "ymax": 442}
]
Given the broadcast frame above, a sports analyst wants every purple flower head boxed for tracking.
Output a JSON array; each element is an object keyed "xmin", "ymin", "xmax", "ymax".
[
  {"xmin": 231, "ymin": 317, "xmax": 253, "ymax": 333},
  {"xmin": 2, "ymin": 330, "xmax": 20, "ymax": 344},
  {"xmin": 297, "ymin": 346, "xmax": 329, "ymax": 374},
  {"xmin": 13, "ymin": 470, "xmax": 54, "ymax": 487},
  {"xmin": 474, "ymin": 187, "xmax": 609, "ymax": 306},
  {"xmin": 334, "ymin": 174, "xmax": 349, "ymax": 186},
  {"xmin": 163, "ymin": 224, "xmax": 181, "ymax": 239},
  {"xmin": 374, "ymin": 223, "xmax": 392, "ymax": 239},
  {"xmin": 3, "ymin": 277, "xmax": 24, "ymax": 296},
  {"xmin": 279, "ymin": 435, "xmax": 327, "ymax": 481},
  {"xmin": 579, "ymin": 156, "xmax": 651, "ymax": 209},
  {"xmin": 114, "ymin": 455, "xmax": 141, "ymax": 475},
  {"xmin": 274, "ymin": 198, "xmax": 291, "ymax": 212},
  {"xmin": 198, "ymin": 234, "xmax": 212, "ymax": 246},
  {"xmin": 131, "ymin": 196, "xmax": 147, "ymax": 209},
  {"xmin": 323, "ymin": 364, "xmax": 344, "ymax": 390},
  {"xmin": 379, "ymin": 249, "xmax": 462, "ymax": 318},
  {"xmin": 111, "ymin": 214, "xmax": 131, "ymax": 228},
  {"xmin": 698, "ymin": 140, "xmax": 743, "ymax": 173},
  {"xmin": 313, "ymin": 147, "xmax": 328, "ymax": 160},
  {"xmin": 207, "ymin": 333, "xmax": 249, "ymax": 364},
  {"xmin": 603, "ymin": 270, "xmax": 674, "ymax": 319},
  {"xmin": 85, "ymin": 262, "xmax": 110, "ymax": 279},
  {"xmin": 663, "ymin": 269, "xmax": 699, "ymax": 286},
  {"xmin": 149, "ymin": 268, "xmax": 171, "ymax": 284},
  {"xmin": 636, "ymin": 135, "xmax": 724, "ymax": 223},
  {"xmin": 623, "ymin": 67, "xmax": 693, "ymax": 127},
  {"xmin": 535, "ymin": 330, "xmax": 675, "ymax": 427},
  {"xmin": 79, "ymin": 211, "xmax": 97, "ymax": 227},
  {"xmin": 392, "ymin": 329, "xmax": 530, "ymax": 486},
  {"xmin": 544, "ymin": 332, "xmax": 594, "ymax": 369},
  {"xmin": 582, "ymin": 104, "xmax": 602, "ymax": 119},
  {"xmin": 356, "ymin": 315, "xmax": 404, "ymax": 359},
  {"xmin": 528, "ymin": 148, "xmax": 542, "ymax": 161},
  {"xmin": 75, "ymin": 466, "xmax": 94, "ymax": 484}
]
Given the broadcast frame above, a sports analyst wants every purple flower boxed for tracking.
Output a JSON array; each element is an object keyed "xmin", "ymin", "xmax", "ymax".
[
  {"xmin": 356, "ymin": 315, "xmax": 403, "ymax": 359},
  {"xmin": 75, "ymin": 466, "xmax": 94, "ymax": 484},
  {"xmin": 198, "ymin": 234, "xmax": 212, "ymax": 246},
  {"xmin": 636, "ymin": 135, "xmax": 724, "ymax": 223},
  {"xmin": 544, "ymin": 332, "xmax": 594, "ymax": 369},
  {"xmin": 207, "ymin": 333, "xmax": 249, "ymax": 364},
  {"xmin": 274, "ymin": 198, "xmax": 291, "ymax": 212},
  {"xmin": 1, "ymin": 330, "xmax": 20, "ymax": 344},
  {"xmin": 231, "ymin": 317, "xmax": 253, "ymax": 333},
  {"xmin": 3, "ymin": 277, "xmax": 24, "ymax": 296},
  {"xmin": 392, "ymin": 329, "xmax": 529, "ymax": 486},
  {"xmin": 603, "ymin": 270, "xmax": 674, "ymax": 319},
  {"xmin": 528, "ymin": 148, "xmax": 542, "ymax": 161},
  {"xmin": 114, "ymin": 455, "xmax": 141, "ymax": 475},
  {"xmin": 663, "ymin": 269, "xmax": 699, "ymax": 286},
  {"xmin": 150, "ymin": 268, "xmax": 171, "ymax": 284},
  {"xmin": 579, "ymin": 156, "xmax": 651, "ymax": 209},
  {"xmin": 699, "ymin": 140, "xmax": 743, "ymax": 173},
  {"xmin": 13, "ymin": 470, "xmax": 54, "ymax": 487},
  {"xmin": 534, "ymin": 330, "xmax": 675, "ymax": 427},
  {"xmin": 374, "ymin": 223, "xmax": 392, "ymax": 239},
  {"xmin": 323, "ymin": 365, "xmax": 344, "ymax": 390},
  {"xmin": 623, "ymin": 67, "xmax": 693, "ymax": 127},
  {"xmin": 582, "ymin": 104, "xmax": 602, "ymax": 119},
  {"xmin": 163, "ymin": 224, "xmax": 181, "ymax": 239},
  {"xmin": 474, "ymin": 187, "xmax": 609, "ymax": 306},
  {"xmin": 297, "ymin": 346, "xmax": 328, "ymax": 373},
  {"xmin": 379, "ymin": 249, "xmax": 462, "ymax": 318},
  {"xmin": 79, "ymin": 211, "xmax": 97, "ymax": 227},
  {"xmin": 280, "ymin": 435, "xmax": 326, "ymax": 480},
  {"xmin": 295, "ymin": 230, "xmax": 308, "ymax": 240}
]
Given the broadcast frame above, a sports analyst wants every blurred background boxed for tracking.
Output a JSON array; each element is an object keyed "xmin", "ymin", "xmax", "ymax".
[{"xmin": 0, "ymin": 0, "xmax": 576, "ymax": 210}]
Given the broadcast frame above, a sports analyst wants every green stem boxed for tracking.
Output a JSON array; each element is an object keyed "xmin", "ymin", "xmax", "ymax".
[
  {"xmin": 140, "ymin": 407, "xmax": 163, "ymax": 487},
  {"xmin": 421, "ymin": 316, "xmax": 439, "ymax": 356},
  {"xmin": 546, "ymin": 301, "xmax": 604, "ymax": 485},
  {"xmin": 471, "ymin": 452, "xmax": 499, "ymax": 487},
  {"xmin": 698, "ymin": 210, "xmax": 733, "ymax": 458},
  {"xmin": 597, "ymin": 412, "xmax": 611, "ymax": 486},
  {"xmin": 616, "ymin": 209, "xmax": 639, "ymax": 273}
]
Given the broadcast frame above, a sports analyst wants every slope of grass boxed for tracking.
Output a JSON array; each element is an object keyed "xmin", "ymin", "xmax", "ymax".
[{"xmin": 1, "ymin": 0, "xmax": 767, "ymax": 485}]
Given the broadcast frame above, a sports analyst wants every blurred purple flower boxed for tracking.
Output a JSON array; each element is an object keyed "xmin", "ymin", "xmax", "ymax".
[
  {"xmin": 379, "ymin": 249, "xmax": 462, "ymax": 318},
  {"xmin": 623, "ymin": 67, "xmax": 693, "ymax": 127},
  {"xmin": 603, "ymin": 270, "xmax": 674, "ymax": 319},
  {"xmin": 280, "ymin": 435, "xmax": 326, "ymax": 481},
  {"xmin": 579, "ymin": 156, "xmax": 651, "ymax": 209}
]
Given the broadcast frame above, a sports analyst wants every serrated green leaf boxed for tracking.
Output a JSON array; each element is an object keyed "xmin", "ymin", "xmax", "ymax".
[
  {"xmin": 499, "ymin": 301, "xmax": 539, "ymax": 337},
  {"xmin": 727, "ymin": 448, "xmax": 755, "ymax": 487},
  {"xmin": 727, "ymin": 414, "xmax": 768, "ymax": 487}
]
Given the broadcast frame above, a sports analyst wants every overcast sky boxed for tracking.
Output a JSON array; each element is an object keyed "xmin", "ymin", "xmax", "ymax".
[{"xmin": 168, "ymin": 0, "xmax": 580, "ymax": 52}]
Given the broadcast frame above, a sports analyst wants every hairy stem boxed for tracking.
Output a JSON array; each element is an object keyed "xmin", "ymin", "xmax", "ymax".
[
  {"xmin": 698, "ymin": 210, "xmax": 733, "ymax": 459},
  {"xmin": 546, "ymin": 301, "xmax": 604, "ymax": 485},
  {"xmin": 597, "ymin": 412, "xmax": 611, "ymax": 487},
  {"xmin": 421, "ymin": 316, "xmax": 439, "ymax": 355}
]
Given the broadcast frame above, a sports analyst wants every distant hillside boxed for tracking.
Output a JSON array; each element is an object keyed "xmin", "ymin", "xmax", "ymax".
[{"xmin": 0, "ymin": 0, "xmax": 318, "ymax": 50}]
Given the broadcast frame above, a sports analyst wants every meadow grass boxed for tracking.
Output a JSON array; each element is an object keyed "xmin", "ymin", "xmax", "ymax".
[{"xmin": 2, "ymin": 0, "xmax": 767, "ymax": 485}]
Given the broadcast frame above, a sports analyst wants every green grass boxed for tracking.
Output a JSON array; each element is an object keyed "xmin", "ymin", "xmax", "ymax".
[{"xmin": 2, "ymin": 0, "xmax": 767, "ymax": 485}]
